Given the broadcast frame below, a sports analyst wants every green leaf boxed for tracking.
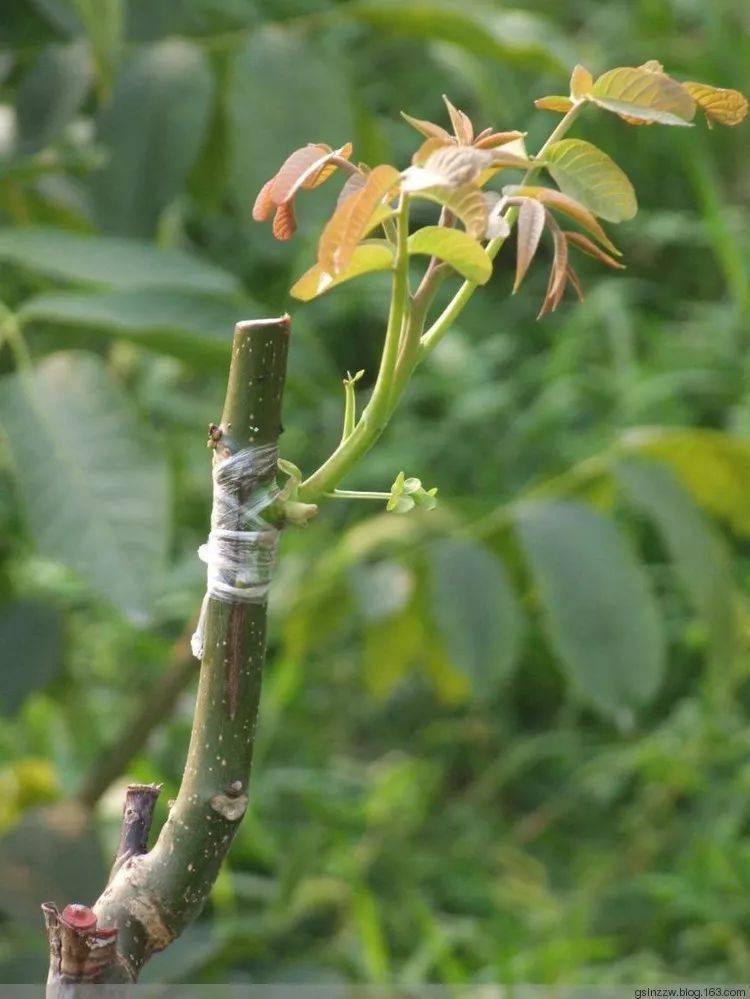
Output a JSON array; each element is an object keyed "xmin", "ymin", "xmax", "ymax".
[
  {"xmin": 428, "ymin": 538, "xmax": 522, "ymax": 697},
  {"xmin": 590, "ymin": 66, "xmax": 695, "ymax": 126},
  {"xmin": 408, "ymin": 226, "xmax": 491, "ymax": 284},
  {"xmin": 0, "ymin": 602, "xmax": 63, "ymax": 715},
  {"xmin": 0, "ymin": 352, "xmax": 169, "ymax": 622},
  {"xmin": 291, "ymin": 241, "xmax": 394, "ymax": 301},
  {"xmin": 228, "ymin": 29, "xmax": 353, "ymax": 210},
  {"xmin": 619, "ymin": 428, "xmax": 750, "ymax": 537},
  {"xmin": 18, "ymin": 287, "xmax": 251, "ymax": 365},
  {"xmin": 15, "ymin": 40, "xmax": 91, "ymax": 154},
  {"xmin": 0, "ymin": 227, "xmax": 238, "ymax": 294},
  {"xmin": 91, "ymin": 39, "xmax": 212, "ymax": 236},
  {"xmin": 338, "ymin": 1, "xmax": 570, "ymax": 72},
  {"xmin": 544, "ymin": 139, "xmax": 637, "ymax": 223},
  {"xmin": 616, "ymin": 458, "xmax": 735, "ymax": 669},
  {"xmin": 516, "ymin": 500, "xmax": 665, "ymax": 720}
]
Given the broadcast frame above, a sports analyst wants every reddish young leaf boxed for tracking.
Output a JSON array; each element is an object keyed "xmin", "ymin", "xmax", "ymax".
[
  {"xmin": 337, "ymin": 170, "xmax": 367, "ymax": 205},
  {"xmin": 566, "ymin": 264, "xmax": 585, "ymax": 302},
  {"xmin": 269, "ymin": 144, "xmax": 330, "ymax": 205},
  {"xmin": 412, "ymin": 136, "xmax": 452, "ymax": 166},
  {"xmin": 252, "ymin": 177, "xmax": 275, "ymax": 221},
  {"xmin": 563, "ymin": 230, "xmax": 626, "ymax": 270},
  {"xmin": 508, "ymin": 186, "xmax": 621, "ymax": 255},
  {"xmin": 304, "ymin": 142, "xmax": 354, "ymax": 189},
  {"xmin": 443, "ymin": 94, "xmax": 474, "ymax": 144},
  {"xmin": 513, "ymin": 198, "xmax": 547, "ymax": 293},
  {"xmin": 272, "ymin": 201, "xmax": 297, "ymax": 241},
  {"xmin": 473, "ymin": 130, "xmax": 526, "ymax": 150},
  {"xmin": 318, "ymin": 164, "xmax": 400, "ymax": 275},
  {"xmin": 400, "ymin": 110, "xmax": 452, "ymax": 142},
  {"xmin": 423, "ymin": 145, "xmax": 492, "ymax": 186},
  {"xmin": 537, "ymin": 212, "xmax": 569, "ymax": 318}
]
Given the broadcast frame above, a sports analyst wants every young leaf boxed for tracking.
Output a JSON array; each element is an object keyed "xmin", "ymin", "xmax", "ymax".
[
  {"xmin": 485, "ymin": 194, "xmax": 511, "ymax": 239},
  {"xmin": 473, "ymin": 130, "xmax": 526, "ymax": 150},
  {"xmin": 535, "ymin": 95, "xmax": 574, "ymax": 114},
  {"xmin": 272, "ymin": 201, "xmax": 297, "ymax": 241},
  {"xmin": 442, "ymin": 94, "xmax": 474, "ymax": 144},
  {"xmin": 412, "ymin": 136, "xmax": 451, "ymax": 166},
  {"xmin": 423, "ymin": 145, "xmax": 492, "ymax": 186},
  {"xmin": 537, "ymin": 215, "xmax": 569, "ymax": 318},
  {"xmin": 291, "ymin": 241, "xmax": 394, "ymax": 301},
  {"xmin": 507, "ymin": 186, "xmax": 621, "ymax": 255},
  {"xmin": 590, "ymin": 65, "xmax": 695, "ymax": 125},
  {"xmin": 566, "ymin": 264, "xmax": 584, "ymax": 302},
  {"xmin": 400, "ymin": 110, "xmax": 452, "ymax": 142},
  {"xmin": 563, "ymin": 230, "xmax": 625, "ymax": 270},
  {"xmin": 412, "ymin": 184, "xmax": 487, "ymax": 239},
  {"xmin": 515, "ymin": 499, "xmax": 665, "ymax": 719},
  {"xmin": 570, "ymin": 64, "xmax": 593, "ymax": 99},
  {"xmin": 513, "ymin": 197, "xmax": 547, "ymax": 293},
  {"xmin": 544, "ymin": 138, "xmax": 637, "ymax": 223},
  {"xmin": 269, "ymin": 144, "xmax": 330, "ymax": 204},
  {"xmin": 337, "ymin": 171, "xmax": 367, "ymax": 205},
  {"xmin": 252, "ymin": 177, "xmax": 275, "ymax": 221},
  {"xmin": 318, "ymin": 164, "xmax": 400, "ymax": 275},
  {"xmin": 408, "ymin": 226, "xmax": 492, "ymax": 284},
  {"xmin": 681, "ymin": 82, "xmax": 748, "ymax": 127},
  {"xmin": 269, "ymin": 141, "xmax": 354, "ymax": 205}
]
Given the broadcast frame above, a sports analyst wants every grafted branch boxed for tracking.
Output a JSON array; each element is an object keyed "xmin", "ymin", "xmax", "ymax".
[{"xmin": 42, "ymin": 316, "xmax": 290, "ymax": 984}]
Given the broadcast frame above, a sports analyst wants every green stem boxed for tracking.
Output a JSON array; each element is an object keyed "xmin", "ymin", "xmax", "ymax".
[
  {"xmin": 298, "ymin": 195, "xmax": 411, "ymax": 501},
  {"xmin": 325, "ymin": 489, "xmax": 390, "ymax": 500},
  {"xmin": 87, "ymin": 317, "xmax": 290, "ymax": 982}
]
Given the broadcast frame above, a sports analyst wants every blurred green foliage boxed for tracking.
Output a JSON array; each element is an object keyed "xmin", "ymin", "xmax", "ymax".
[{"xmin": 0, "ymin": 0, "xmax": 749, "ymax": 985}]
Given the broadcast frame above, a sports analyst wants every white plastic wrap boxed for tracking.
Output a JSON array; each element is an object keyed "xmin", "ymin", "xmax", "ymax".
[{"xmin": 191, "ymin": 443, "xmax": 279, "ymax": 660}]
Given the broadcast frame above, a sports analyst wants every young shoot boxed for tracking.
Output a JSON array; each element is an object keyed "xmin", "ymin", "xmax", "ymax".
[{"xmin": 252, "ymin": 61, "xmax": 747, "ymax": 514}]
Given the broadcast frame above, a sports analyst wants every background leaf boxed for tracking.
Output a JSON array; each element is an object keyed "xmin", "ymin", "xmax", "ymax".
[
  {"xmin": 0, "ymin": 602, "xmax": 63, "ymax": 716},
  {"xmin": 227, "ymin": 29, "xmax": 353, "ymax": 210},
  {"xmin": 428, "ymin": 538, "xmax": 522, "ymax": 697},
  {"xmin": 15, "ymin": 40, "xmax": 91, "ymax": 154},
  {"xmin": 616, "ymin": 458, "xmax": 735, "ymax": 669},
  {"xmin": 0, "ymin": 228, "xmax": 239, "ymax": 294},
  {"xmin": 18, "ymin": 287, "xmax": 253, "ymax": 364},
  {"xmin": 91, "ymin": 39, "xmax": 213, "ymax": 236},
  {"xmin": 516, "ymin": 500, "xmax": 665, "ymax": 719},
  {"xmin": 0, "ymin": 352, "xmax": 169, "ymax": 622}
]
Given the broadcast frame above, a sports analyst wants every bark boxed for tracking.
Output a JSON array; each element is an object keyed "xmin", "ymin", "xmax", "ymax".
[{"xmin": 42, "ymin": 316, "xmax": 290, "ymax": 984}]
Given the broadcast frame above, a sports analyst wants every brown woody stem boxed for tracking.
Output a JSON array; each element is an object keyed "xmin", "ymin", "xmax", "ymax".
[{"xmin": 42, "ymin": 316, "xmax": 290, "ymax": 984}]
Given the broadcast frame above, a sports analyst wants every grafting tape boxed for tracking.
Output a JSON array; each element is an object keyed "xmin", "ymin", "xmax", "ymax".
[{"xmin": 191, "ymin": 443, "xmax": 279, "ymax": 660}]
